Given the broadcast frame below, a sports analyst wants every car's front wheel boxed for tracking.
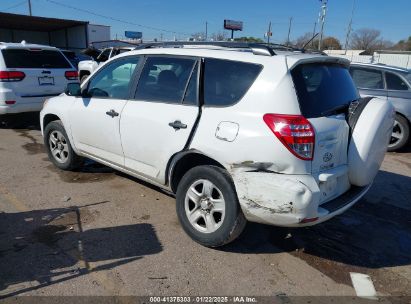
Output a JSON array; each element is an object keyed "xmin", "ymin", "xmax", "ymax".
[
  {"xmin": 176, "ymin": 165, "xmax": 246, "ymax": 247},
  {"xmin": 387, "ymin": 114, "xmax": 409, "ymax": 152},
  {"xmin": 44, "ymin": 120, "xmax": 82, "ymax": 170}
]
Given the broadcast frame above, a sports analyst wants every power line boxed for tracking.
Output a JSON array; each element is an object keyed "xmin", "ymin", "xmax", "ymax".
[
  {"xmin": 44, "ymin": 0, "xmax": 193, "ymax": 36},
  {"xmin": 1, "ymin": 0, "xmax": 27, "ymax": 12}
]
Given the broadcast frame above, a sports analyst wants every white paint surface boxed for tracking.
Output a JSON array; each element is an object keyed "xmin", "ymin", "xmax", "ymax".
[{"xmin": 350, "ymin": 272, "xmax": 378, "ymax": 300}]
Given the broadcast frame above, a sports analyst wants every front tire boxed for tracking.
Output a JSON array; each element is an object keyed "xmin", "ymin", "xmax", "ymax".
[
  {"xmin": 387, "ymin": 114, "xmax": 409, "ymax": 152},
  {"xmin": 44, "ymin": 120, "xmax": 82, "ymax": 170},
  {"xmin": 176, "ymin": 165, "xmax": 246, "ymax": 247}
]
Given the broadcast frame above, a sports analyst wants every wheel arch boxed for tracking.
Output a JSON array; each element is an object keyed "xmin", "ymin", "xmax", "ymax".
[
  {"xmin": 43, "ymin": 113, "xmax": 61, "ymax": 129},
  {"xmin": 167, "ymin": 150, "xmax": 226, "ymax": 193}
]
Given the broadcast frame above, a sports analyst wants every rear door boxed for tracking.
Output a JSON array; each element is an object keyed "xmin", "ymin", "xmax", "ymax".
[
  {"xmin": 120, "ymin": 55, "xmax": 199, "ymax": 183},
  {"xmin": 1, "ymin": 48, "xmax": 74, "ymax": 100},
  {"xmin": 291, "ymin": 62, "xmax": 359, "ymax": 202},
  {"xmin": 349, "ymin": 66, "xmax": 388, "ymax": 100}
]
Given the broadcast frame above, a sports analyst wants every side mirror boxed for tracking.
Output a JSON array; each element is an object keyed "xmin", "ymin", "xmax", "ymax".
[{"xmin": 65, "ymin": 83, "xmax": 82, "ymax": 97}]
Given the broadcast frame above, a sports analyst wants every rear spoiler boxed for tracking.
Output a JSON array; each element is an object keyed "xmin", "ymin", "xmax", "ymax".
[{"xmin": 287, "ymin": 56, "xmax": 351, "ymax": 70}]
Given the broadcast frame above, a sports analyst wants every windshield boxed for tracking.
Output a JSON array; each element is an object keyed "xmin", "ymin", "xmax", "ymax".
[{"xmin": 291, "ymin": 63, "xmax": 359, "ymax": 118}]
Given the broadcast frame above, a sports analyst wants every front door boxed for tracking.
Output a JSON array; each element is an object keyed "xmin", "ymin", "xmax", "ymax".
[
  {"xmin": 120, "ymin": 56, "xmax": 200, "ymax": 183},
  {"xmin": 69, "ymin": 56, "xmax": 141, "ymax": 166}
]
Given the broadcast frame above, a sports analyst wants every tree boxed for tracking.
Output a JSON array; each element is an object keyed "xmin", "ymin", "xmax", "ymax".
[
  {"xmin": 393, "ymin": 36, "xmax": 411, "ymax": 51},
  {"xmin": 234, "ymin": 37, "xmax": 264, "ymax": 43},
  {"xmin": 350, "ymin": 28, "xmax": 381, "ymax": 51},
  {"xmin": 322, "ymin": 36, "xmax": 342, "ymax": 50},
  {"xmin": 293, "ymin": 32, "xmax": 314, "ymax": 48},
  {"xmin": 210, "ymin": 31, "xmax": 227, "ymax": 41},
  {"xmin": 190, "ymin": 32, "xmax": 206, "ymax": 41}
]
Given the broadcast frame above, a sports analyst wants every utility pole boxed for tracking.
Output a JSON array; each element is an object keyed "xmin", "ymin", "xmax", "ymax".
[
  {"xmin": 318, "ymin": 0, "xmax": 328, "ymax": 51},
  {"xmin": 28, "ymin": 0, "xmax": 32, "ymax": 16},
  {"xmin": 266, "ymin": 21, "xmax": 272, "ymax": 44},
  {"xmin": 205, "ymin": 21, "xmax": 208, "ymax": 41},
  {"xmin": 344, "ymin": 0, "xmax": 356, "ymax": 54},
  {"xmin": 286, "ymin": 17, "xmax": 293, "ymax": 47},
  {"xmin": 311, "ymin": 22, "xmax": 317, "ymax": 48}
]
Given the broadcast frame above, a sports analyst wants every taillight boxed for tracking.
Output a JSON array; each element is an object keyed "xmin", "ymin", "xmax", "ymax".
[
  {"xmin": 0, "ymin": 71, "xmax": 25, "ymax": 82},
  {"xmin": 65, "ymin": 70, "xmax": 78, "ymax": 80},
  {"xmin": 263, "ymin": 114, "xmax": 315, "ymax": 160}
]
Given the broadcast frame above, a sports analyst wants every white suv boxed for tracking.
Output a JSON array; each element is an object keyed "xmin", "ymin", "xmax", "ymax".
[
  {"xmin": 0, "ymin": 42, "xmax": 78, "ymax": 115},
  {"xmin": 40, "ymin": 42, "xmax": 394, "ymax": 247}
]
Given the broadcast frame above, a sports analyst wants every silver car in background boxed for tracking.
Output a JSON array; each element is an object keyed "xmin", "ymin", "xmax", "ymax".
[{"xmin": 349, "ymin": 63, "xmax": 411, "ymax": 151}]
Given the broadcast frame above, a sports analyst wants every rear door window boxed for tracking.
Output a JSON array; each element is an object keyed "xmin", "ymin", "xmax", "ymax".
[
  {"xmin": 134, "ymin": 56, "xmax": 197, "ymax": 104},
  {"xmin": 1, "ymin": 49, "xmax": 72, "ymax": 69},
  {"xmin": 386, "ymin": 72, "xmax": 409, "ymax": 91},
  {"xmin": 350, "ymin": 67, "xmax": 384, "ymax": 89},
  {"xmin": 291, "ymin": 63, "xmax": 359, "ymax": 118},
  {"xmin": 203, "ymin": 59, "xmax": 262, "ymax": 106}
]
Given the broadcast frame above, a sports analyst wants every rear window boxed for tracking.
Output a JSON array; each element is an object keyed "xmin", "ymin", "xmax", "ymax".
[
  {"xmin": 291, "ymin": 63, "xmax": 359, "ymax": 118},
  {"xmin": 204, "ymin": 59, "xmax": 262, "ymax": 106},
  {"xmin": 1, "ymin": 49, "xmax": 72, "ymax": 69}
]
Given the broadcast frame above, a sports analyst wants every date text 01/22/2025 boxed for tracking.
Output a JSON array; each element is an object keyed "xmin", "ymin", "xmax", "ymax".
[{"xmin": 149, "ymin": 297, "xmax": 258, "ymax": 303}]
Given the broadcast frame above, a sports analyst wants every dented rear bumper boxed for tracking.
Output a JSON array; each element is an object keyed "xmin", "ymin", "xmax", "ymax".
[{"xmin": 231, "ymin": 168, "xmax": 371, "ymax": 227}]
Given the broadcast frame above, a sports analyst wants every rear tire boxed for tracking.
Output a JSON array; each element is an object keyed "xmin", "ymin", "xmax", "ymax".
[
  {"xmin": 44, "ymin": 120, "xmax": 82, "ymax": 170},
  {"xmin": 387, "ymin": 114, "xmax": 409, "ymax": 152},
  {"xmin": 176, "ymin": 165, "xmax": 246, "ymax": 247},
  {"xmin": 80, "ymin": 74, "xmax": 89, "ymax": 84}
]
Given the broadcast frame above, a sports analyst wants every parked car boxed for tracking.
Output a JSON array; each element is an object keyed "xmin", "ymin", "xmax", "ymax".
[
  {"xmin": 40, "ymin": 42, "xmax": 394, "ymax": 247},
  {"xmin": 350, "ymin": 63, "xmax": 411, "ymax": 151},
  {"xmin": 78, "ymin": 46, "xmax": 133, "ymax": 83},
  {"xmin": 0, "ymin": 41, "xmax": 78, "ymax": 115}
]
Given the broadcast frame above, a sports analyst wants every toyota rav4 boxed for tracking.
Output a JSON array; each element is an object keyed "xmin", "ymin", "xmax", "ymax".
[{"xmin": 40, "ymin": 42, "xmax": 394, "ymax": 247}]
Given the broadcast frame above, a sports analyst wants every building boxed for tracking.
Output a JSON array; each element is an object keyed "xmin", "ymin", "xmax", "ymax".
[
  {"xmin": 324, "ymin": 49, "xmax": 411, "ymax": 69},
  {"xmin": 0, "ymin": 12, "xmax": 110, "ymax": 50}
]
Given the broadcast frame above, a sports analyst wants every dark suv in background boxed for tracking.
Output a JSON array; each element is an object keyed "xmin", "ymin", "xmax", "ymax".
[{"xmin": 350, "ymin": 63, "xmax": 411, "ymax": 151}]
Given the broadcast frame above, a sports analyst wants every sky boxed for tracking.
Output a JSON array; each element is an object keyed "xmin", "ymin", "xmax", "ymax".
[{"xmin": 1, "ymin": 0, "xmax": 410, "ymax": 44}]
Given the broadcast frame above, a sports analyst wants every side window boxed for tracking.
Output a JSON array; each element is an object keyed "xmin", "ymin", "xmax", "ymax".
[
  {"xmin": 134, "ymin": 56, "xmax": 196, "ymax": 104},
  {"xmin": 386, "ymin": 72, "xmax": 409, "ymax": 91},
  {"xmin": 183, "ymin": 63, "xmax": 199, "ymax": 105},
  {"xmin": 350, "ymin": 68, "xmax": 384, "ymax": 89},
  {"xmin": 204, "ymin": 59, "xmax": 262, "ymax": 106},
  {"xmin": 86, "ymin": 56, "xmax": 140, "ymax": 99},
  {"xmin": 97, "ymin": 49, "xmax": 111, "ymax": 62}
]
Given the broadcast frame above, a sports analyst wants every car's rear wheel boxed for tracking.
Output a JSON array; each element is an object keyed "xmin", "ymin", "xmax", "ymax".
[
  {"xmin": 80, "ymin": 74, "xmax": 89, "ymax": 84},
  {"xmin": 44, "ymin": 120, "xmax": 82, "ymax": 170},
  {"xmin": 387, "ymin": 114, "xmax": 409, "ymax": 152},
  {"xmin": 176, "ymin": 166, "xmax": 246, "ymax": 247}
]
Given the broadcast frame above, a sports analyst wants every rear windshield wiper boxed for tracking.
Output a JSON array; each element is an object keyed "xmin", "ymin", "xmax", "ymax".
[
  {"xmin": 321, "ymin": 99, "xmax": 359, "ymax": 116},
  {"xmin": 321, "ymin": 104, "xmax": 350, "ymax": 116}
]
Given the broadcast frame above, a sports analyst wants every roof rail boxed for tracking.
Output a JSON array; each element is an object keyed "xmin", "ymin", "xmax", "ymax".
[{"xmin": 134, "ymin": 41, "xmax": 276, "ymax": 56}]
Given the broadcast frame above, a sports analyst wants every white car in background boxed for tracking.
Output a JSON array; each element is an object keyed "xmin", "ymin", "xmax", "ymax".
[
  {"xmin": 41, "ymin": 42, "xmax": 394, "ymax": 247},
  {"xmin": 0, "ymin": 42, "xmax": 78, "ymax": 115},
  {"xmin": 78, "ymin": 46, "xmax": 133, "ymax": 83}
]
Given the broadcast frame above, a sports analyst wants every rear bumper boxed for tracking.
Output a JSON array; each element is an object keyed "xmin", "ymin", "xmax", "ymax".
[
  {"xmin": 0, "ymin": 102, "xmax": 43, "ymax": 114},
  {"xmin": 231, "ymin": 169, "xmax": 370, "ymax": 227},
  {"xmin": 0, "ymin": 96, "xmax": 53, "ymax": 114}
]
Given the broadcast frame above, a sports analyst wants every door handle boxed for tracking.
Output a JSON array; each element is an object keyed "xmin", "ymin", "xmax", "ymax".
[
  {"xmin": 168, "ymin": 120, "xmax": 187, "ymax": 130},
  {"xmin": 106, "ymin": 109, "xmax": 119, "ymax": 118}
]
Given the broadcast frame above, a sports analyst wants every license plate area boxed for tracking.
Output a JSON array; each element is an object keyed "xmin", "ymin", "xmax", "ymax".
[{"xmin": 38, "ymin": 76, "xmax": 55, "ymax": 86}]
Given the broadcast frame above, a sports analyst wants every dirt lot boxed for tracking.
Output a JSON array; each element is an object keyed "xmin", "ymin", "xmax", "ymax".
[{"xmin": 0, "ymin": 113, "xmax": 410, "ymax": 298}]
